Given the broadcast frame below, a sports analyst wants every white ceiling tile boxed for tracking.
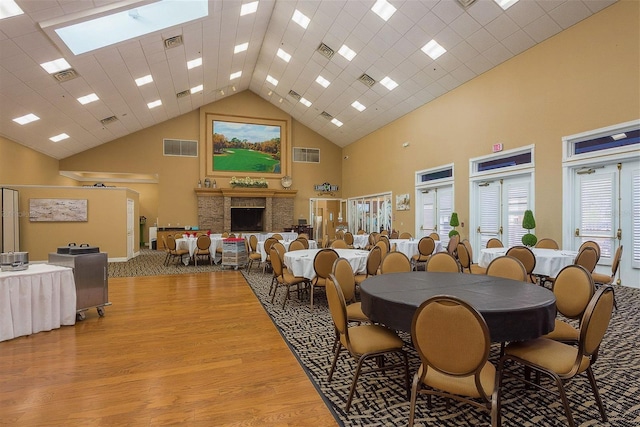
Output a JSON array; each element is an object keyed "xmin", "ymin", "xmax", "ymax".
[
  {"xmin": 505, "ymin": 0, "xmax": 546, "ymax": 27},
  {"xmin": 467, "ymin": 27, "xmax": 499, "ymax": 53},
  {"xmin": 523, "ymin": 14, "xmax": 563, "ymax": 43},
  {"xmin": 450, "ymin": 12, "xmax": 482, "ymax": 39},
  {"xmin": 501, "ymin": 29, "xmax": 536, "ymax": 56},
  {"xmin": 548, "ymin": 1, "xmax": 592, "ymax": 29},
  {"xmin": 431, "ymin": 0, "xmax": 465, "ymax": 25},
  {"xmin": 485, "ymin": 13, "xmax": 520, "ymax": 41}
]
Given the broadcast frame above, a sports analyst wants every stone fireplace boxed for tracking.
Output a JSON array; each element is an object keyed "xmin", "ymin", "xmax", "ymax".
[{"xmin": 195, "ymin": 188, "xmax": 296, "ymax": 233}]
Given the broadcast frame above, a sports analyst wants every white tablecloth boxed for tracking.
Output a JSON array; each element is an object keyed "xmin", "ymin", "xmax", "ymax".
[
  {"xmin": 478, "ymin": 247, "xmax": 578, "ymax": 277},
  {"xmin": 284, "ymin": 248, "xmax": 369, "ymax": 280},
  {"xmin": 253, "ymin": 232, "xmax": 299, "ymax": 242},
  {"xmin": 257, "ymin": 239, "xmax": 318, "ymax": 262},
  {"xmin": 352, "ymin": 234, "xmax": 370, "ymax": 249},
  {"xmin": 176, "ymin": 236, "xmax": 225, "ymax": 264},
  {"xmin": 390, "ymin": 239, "xmax": 443, "ymax": 259},
  {"xmin": 1, "ymin": 264, "xmax": 76, "ymax": 342}
]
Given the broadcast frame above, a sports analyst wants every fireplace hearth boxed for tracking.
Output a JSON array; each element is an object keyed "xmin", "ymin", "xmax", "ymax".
[{"xmin": 231, "ymin": 207, "xmax": 264, "ymax": 231}]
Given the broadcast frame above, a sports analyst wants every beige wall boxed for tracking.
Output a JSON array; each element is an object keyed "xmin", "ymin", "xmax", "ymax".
[{"xmin": 342, "ymin": 0, "xmax": 639, "ymax": 244}]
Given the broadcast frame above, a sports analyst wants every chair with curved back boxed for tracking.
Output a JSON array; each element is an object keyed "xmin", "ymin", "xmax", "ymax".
[
  {"xmin": 365, "ymin": 232, "xmax": 377, "ymax": 250},
  {"xmin": 331, "ymin": 258, "xmax": 369, "ymax": 325},
  {"xmin": 288, "ymin": 239, "xmax": 305, "ymax": 252},
  {"xmin": 270, "ymin": 233, "xmax": 283, "ymax": 240},
  {"xmin": 343, "ymin": 231, "xmax": 355, "ymax": 248},
  {"xmin": 378, "ymin": 235, "xmax": 391, "ymax": 253},
  {"xmin": 411, "ymin": 236, "xmax": 435, "ymax": 271},
  {"xmin": 380, "ymin": 251, "xmax": 412, "ymax": 274},
  {"xmin": 486, "ymin": 238, "xmax": 504, "ymax": 248},
  {"xmin": 246, "ymin": 234, "xmax": 262, "ymax": 272},
  {"xmin": 194, "ymin": 234, "xmax": 212, "ymax": 266},
  {"xmin": 357, "ymin": 229, "xmax": 366, "ymax": 235},
  {"xmin": 505, "ymin": 246, "xmax": 537, "ymax": 282},
  {"xmin": 389, "ymin": 230, "xmax": 399, "ymax": 239},
  {"xmin": 535, "ymin": 238, "xmax": 560, "ymax": 249},
  {"xmin": 262, "ymin": 237, "xmax": 278, "ymax": 274},
  {"xmin": 269, "ymin": 248, "xmax": 309, "ymax": 309},
  {"xmin": 330, "ymin": 239, "xmax": 349, "ymax": 249},
  {"xmin": 326, "ymin": 276, "xmax": 409, "ymax": 413},
  {"xmin": 446, "ymin": 233, "xmax": 460, "ymax": 257},
  {"xmin": 272, "ymin": 241, "xmax": 286, "ymax": 266},
  {"xmin": 592, "ymin": 245, "xmax": 622, "ymax": 309},
  {"xmin": 374, "ymin": 240, "xmax": 389, "ymax": 261},
  {"xmin": 428, "ymin": 232, "xmax": 440, "ymax": 241},
  {"xmin": 498, "ymin": 285, "xmax": 615, "ymax": 426},
  {"xmin": 457, "ymin": 241, "xmax": 487, "ymax": 274},
  {"xmin": 409, "ymin": 295, "xmax": 498, "ymax": 426},
  {"xmin": 354, "ymin": 246, "xmax": 382, "ymax": 287},
  {"xmin": 541, "ymin": 265, "xmax": 595, "ymax": 343},
  {"xmin": 578, "ymin": 240, "xmax": 601, "ymax": 261},
  {"xmin": 310, "ymin": 248, "xmax": 339, "ymax": 310},
  {"xmin": 485, "ymin": 255, "xmax": 527, "ymax": 281},
  {"xmin": 165, "ymin": 234, "xmax": 189, "ymax": 266},
  {"xmin": 425, "ymin": 252, "xmax": 461, "ymax": 273},
  {"xmin": 295, "ymin": 236, "xmax": 310, "ymax": 249},
  {"xmin": 298, "ymin": 233, "xmax": 310, "ymax": 240},
  {"xmin": 161, "ymin": 235, "xmax": 171, "ymax": 265},
  {"xmin": 574, "ymin": 246, "xmax": 599, "ymax": 273},
  {"xmin": 399, "ymin": 231, "xmax": 412, "ymax": 239}
]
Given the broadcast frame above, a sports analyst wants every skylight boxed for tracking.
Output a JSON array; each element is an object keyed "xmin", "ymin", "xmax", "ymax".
[
  {"xmin": 371, "ymin": 0, "xmax": 396, "ymax": 22},
  {"xmin": 299, "ymin": 97, "xmax": 312, "ymax": 107},
  {"xmin": 13, "ymin": 113, "xmax": 39, "ymax": 125},
  {"xmin": 266, "ymin": 75, "xmax": 279, "ymax": 86},
  {"xmin": 230, "ymin": 71, "xmax": 242, "ymax": 80},
  {"xmin": 40, "ymin": 58, "xmax": 71, "ymax": 74},
  {"xmin": 421, "ymin": 40, "xmax": 446, "ymax": 60},
  {"xmin": 234, "ymin": 42, "xmax": 249, "ymax": 53},
  {"xmin": 351, "ymin": 101, "xmax": 366, "ymax": 112},
  {"xmin": 187, "ymin": 58, "xmax": 202, "ymax": 69},
  {"xmin": 147, "ymin": 100, "xmax": 162, "ymax": 109},
  {"xmin": 380, "ymin": 76, "xmax": 398, "ymax": 91},
  {"xmin": 240, "ymin": 1, "xmax": 259, "ymax": 16},
  {"xmin": 338, "ymin": 45, "xmax": 357, "ymax": 61},
  {"xmin": 50, "ymin": 0, "xmax": 208, "ymax": 55},
  {"xmin": 292, "ymin": 9, "xmax": 310, "ymax": 29},
  {"xmin": 494, "ymin": 0, "xmax": 520, "ymax": 10},
  {"xmin": 277, "ymin": 48, "xmax": 291, "ymax": 63},
  {"xmin": 0, "ymin": 0, "xmax": 23, "ymax": 19},
  {"xmin": 315, "ymin": 76, "xmax": 330, "ymax": 88},
  {"xmin": 135, "ymin": 75, "xmax": 153, "ymax": 86},
  {"xmin": 77, "ymin": 93, "xmax": 99, "ymax": 105},
  {"xmin": 50, "ymin": 133, "xmax": 69, "ymax": 142}
]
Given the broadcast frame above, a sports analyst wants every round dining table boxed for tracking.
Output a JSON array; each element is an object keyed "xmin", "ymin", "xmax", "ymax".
[
  {"xmin": 478, "ymin": 247, "xmax": 577, "ymax": 278},
  {"xmin": 283, "ymin": 248, "xmax": 369, "ymax": 280},
  {"xmin": 360, "ymin": 271, "xmax": 556, "ymax": 343}
]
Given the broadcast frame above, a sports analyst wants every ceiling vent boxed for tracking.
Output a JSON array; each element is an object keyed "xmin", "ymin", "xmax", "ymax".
[
  {"xmin": 320, "ymin": 111, "xmax": 333, "ymax": 120},
  {"xmin": 100, "ymin": 115, "xmax": 118, "ymax": 125},
  {"xmin": 358, "ymin": 73, "xmax": 376, "ymax": 88},
  {"xmin": 163, "ymin": 35, "xmax": 183, "ymax": 49},
  {"xmin": 176, "ymin": 90, "xmax": 190, "ymax": 98},
  {"xmin": 52, "ymin": 68, "xmax": 79, "ymax": 82},
  {"xmin": 288, "ymin": 90, "xmax": 301, "ymax": 101},
  {"xmin": 455, "ymin": 0, "xmax": 477, "ymax": 8},
  {"xmin": 317, "ymin": 43, "xmax": 334, "ymax": 59}
]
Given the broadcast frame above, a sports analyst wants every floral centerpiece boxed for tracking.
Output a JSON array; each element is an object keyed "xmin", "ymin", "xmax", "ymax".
[{"xmin": 230, "ymin": 176, "xmax": 268, "ymax": 188}]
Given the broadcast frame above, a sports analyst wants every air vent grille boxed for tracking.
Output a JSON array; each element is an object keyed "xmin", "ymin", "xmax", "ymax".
[
  {"xmin": 317, "ymin": 43, "xmax": 334, "ymax": 59},
  {"xmin": 163, "ymin": 139, "xmax": 198, "ymax": 157},
  {"xmin": 164, "ymin": 35, "xmax": 183, "ymax": 49},
  {"xmin": 455, "ymin": 0, "xmax": 477, "ymax": 8},
  {"xmin": 53, "ymin": 69, "xmax": 79, "ymax": 82},
  {"xmin": 176, "ymin": 90, "xmax": 190, "ymax": 98},
  {"xmin": 358, "ymin": 73, "xmax": 376, "ymax": 87},
  {"xmin": 288, "ymin": 90, "xmax": 301, "ymax": 101},
  {"xmin": 100, "ymin": 115, "xmax": 118, "ymax": 125},
  {"xmin": 320, "ymin": 111, "xmax": 333, "ymax": 120}
]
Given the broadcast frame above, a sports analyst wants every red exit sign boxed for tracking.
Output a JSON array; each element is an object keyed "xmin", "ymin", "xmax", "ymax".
[{"xmin": 492, "ymin": 143, "xmax": 503, "ymax": 152}]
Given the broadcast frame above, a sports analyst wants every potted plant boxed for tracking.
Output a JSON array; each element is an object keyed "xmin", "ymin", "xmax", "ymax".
[
  {"xmin": 521, "ymin": 209, "xmax": 537, "ymax": 246},
  {"xmin": 448, "ymin": 212, "xmax": 460, "ymax": 237}
]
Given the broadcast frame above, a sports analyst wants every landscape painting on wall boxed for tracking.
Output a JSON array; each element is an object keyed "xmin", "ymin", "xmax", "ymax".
[{"xmin": 206, "ymin": 114, "xmax": 288, "ymax": 177}]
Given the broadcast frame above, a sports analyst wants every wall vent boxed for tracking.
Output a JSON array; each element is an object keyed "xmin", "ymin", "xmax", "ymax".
[
  {"xmin": 288, "ymin": 90, "xmax": 301, "ymax": 101},
  {"xmin": 176, "ymin": 90, "xmax": 190, "ymax": 98},
  {"xmin": 163, "ymin": 138, "xmax": 198, "ymax": 157},
  {"xmin": 320, "ymin": 111, "xmax": 333, "ymax": 120},
  {"xmin": 293, "ymin": 147, "xmax": 320, "ymax": 163},
  {"xmin": 100, "ymin": 115, "xmax": 118, "ymax": 125},
  {"xmin": 164, "ymin": 35, "xmax": 183, "ymax": 49},
  {"xmin": 317, "ymin": 43, "xmax": 334, "ymax": 59},
  {"xmin": 53, "ymin": 69, "xmax": 79, "ymax": 82},
  {"xmin": 358, "ymin": 73, "xmax": 376, "ymax": 87}
]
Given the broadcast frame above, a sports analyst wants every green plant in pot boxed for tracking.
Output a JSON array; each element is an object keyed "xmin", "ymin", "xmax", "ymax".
[
  {"xmin": 521, "ymin": 209, "xmax": 537, "ymax": 246},
  {"xmin": 448, "ymin": 212, "xmax": 460, "ymax": 238}
]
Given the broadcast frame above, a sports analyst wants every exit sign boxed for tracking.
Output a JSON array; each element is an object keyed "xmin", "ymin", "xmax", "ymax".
[{"xmin": 492, "ymin": 143, "xmax": 503, "ymax": 152}]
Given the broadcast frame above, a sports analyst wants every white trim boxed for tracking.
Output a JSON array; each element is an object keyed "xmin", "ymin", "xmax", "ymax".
[
  {"xmin": 469, "ymin": 144, "xmax": 535, "ymax": 179},
  {"xmin": 415, "ymin": 162, "xmax": 454, "ymax": 186},
  {"xmin": 562, "ymin": 119, "xmax": 640, "ymax": 164}
]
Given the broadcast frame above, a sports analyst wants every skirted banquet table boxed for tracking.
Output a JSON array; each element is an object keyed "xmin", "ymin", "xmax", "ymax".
[
  {"xmin": 360, "ymin": 271, "xmax": 556, "ymax": 343},
  {"xmin": 1, "ymin": 264, "xmax": 77, "ymax": 342},
  {"xmin": 257, "ymin": 239, "xmax": 318, "ymax": 262},
  {"xmin": 478, "ymin": 247, "xmax": 578, "ymax": 278},
  {"xmin": 284, "ymin": 248, "xmax": 369, "ymax": 280}
]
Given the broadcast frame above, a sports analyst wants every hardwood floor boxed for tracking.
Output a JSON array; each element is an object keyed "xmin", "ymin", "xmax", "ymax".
[{"xmin": 0, "ymin": 271, "xmax": 338, "ymax": 426}]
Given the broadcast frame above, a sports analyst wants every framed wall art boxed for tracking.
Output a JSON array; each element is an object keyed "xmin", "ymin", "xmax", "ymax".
[{"xmin": 29, "ymin": 198, "xmax": 88, "ymax": 222}]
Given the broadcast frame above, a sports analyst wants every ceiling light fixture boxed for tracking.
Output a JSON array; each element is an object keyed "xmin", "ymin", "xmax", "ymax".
[
  {"xmin": 187, "ymin": 57, "xmax": 202, "ymax": 69},
  {"xmin": 40, "ymin": 58, "xmax": 71, "ymax": 74},
  {"xmin": 315, "ymin": 76, "xmax": 330, "ymax": 88},
  {"xmin": 147, "ymin": 100, "xmax": 162, "ymax": 109},
  {"xmin": 240, "ymin": 1, "xmax": 259, "ymax": 16},
  {"xmin": 338, "ymin": 44, "xmax": 356, "ymax": 61},
  {"xmin": 299, "ymin": 97, "xmax": 312, "ymax": 107},
  {"xmin": 266, "ymin": 75, "xmax": 278, "ymax": 86},
  {"xmin": 331, "ymin": 118, "xmax": 343, "ymax": 127},
  {"xmin": 277, "ymin": 48, "xmax": 291, "ymax": 62},
  {"xmin": 77, "ymin": 93, "xmax": 99, "ymax": 105},
  {"xmin": 351, "ymin": 101, "xmax": 366, "ymax": 112},
  {"xmin": 135, "ymin": 74, "xmax": 153, "ymax": 86},
  {"xmin": 611, "ymin": 133, "xmax": 627, "ymax": 140},
  {"xmin": 234, "ymin": 42, "xmax": 248, "ymax": 53},
  {"xmin": 494, "ymin": 0, "xmax": 519, "ymax": 10},
  {"xmin": 371, "ymin": 0, "xmax": 396, "ymax": 21},
  {"xmin": 380, "ymin": 76, "xmax": 398, "ymax": 91},
  {"xmin": 50, "ymin": 133, "xmax": 69, "ymax": 142},
  {"xmin": 0, "ymin": 0, "xmax": 23, "ymax": 19},
  {"xmin": 230, "ymin": 71, "xmax": 242, "ymax": 80},
  {"xmin": 190, "ymin": 84, "xmax": 203, "ymax": 94},
  {"xmin": 292, "ymin": 9, "xmax": 310, "ymax": 29},
  {"xmin": 13, "ymin": 113, "xmax": 40, "ymax": 125},
  {"xmin": 422, "ymin": 39, "xmax": 446, "ymax": 60}
]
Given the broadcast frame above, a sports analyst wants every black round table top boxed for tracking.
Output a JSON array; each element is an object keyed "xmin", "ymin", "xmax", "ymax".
[{"xmin": 360, "ymin": 272, "xmax": 556, "ymax": 343}]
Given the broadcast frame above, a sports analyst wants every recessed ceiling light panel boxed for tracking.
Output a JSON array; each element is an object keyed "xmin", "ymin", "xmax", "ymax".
[
  {"xmin": 277, "ymin": 48, "xmax": 291, "ymax": 62},
  {"xmin": 40, "ymin": 58, "xmax": 71, "ymax": 74},
  {"xmin": 315, "ymin": 75, "xmax": 330, "ymax": 88},
  {"xmin": 50, "ymin": 133, "xmax": 69, "ymax": 142},
  {"xmin": 351, "ymin": 101, "xmax": 366, "ymax": 112},
  {"xmin": 135, "ymin": 75, "xmax": 153, "ymax": 86},
  {"xmin": 0, "ymin": 0, "xmax": 24, "ymax": 19},
  {"xmin": 266, "ymin": 75, "xmax": 279, "ymax": 86},
  {"xmin": 147, "ymin": 100, "xmax": 162, "ymax": 109},
  {"xmin": 331, "ymin": 118, "xmax": 343, "ymax": 127},
  {"xmin": 13, "ymin": 113, "xmax": 40, "ymax": 125},
  {"xmin": 371, "ymin": 0, "xmax": 396, "ymax": 21},
  {"xmin": 240, "ymin": 1, "xmax": 259, "ymax": 16},
  {"xmin": 422, "ymin": 39, "xmax": 446, "ymax": 60},
  {"xmin": 77, "ymin": 93, "xmax": 99, "ymax": 105},
  {"xmin": 187, "ymin": 57, "xmax": 202, "ymax": 69},
  {"xmin": 299, "ymin": 97, "xmax": 312, "ymax": 107},
  {"xmin": 190, "ymin": 84, "xmax": 203, "ymax": 94},
  {"xmin": 234, "ymin": 42, "xmax": 249, "ymax": 53},
  {"xmin": 292, "ymin": 9, "xmax": 310, "ymax": 29},
  {"xmin": 380, "ymin": 76, "xmax": 398, "ymax": 91},
  {"xmin": 338, "ymin": 44, "xmax": 356, "ymax": 61},
  {"xmin": 494, "ymin": 0, "xmax": 520, "ymax": 10},
  {"xmin": 230, "ymin": 71, "xmax": 242, "ymax": 80}
]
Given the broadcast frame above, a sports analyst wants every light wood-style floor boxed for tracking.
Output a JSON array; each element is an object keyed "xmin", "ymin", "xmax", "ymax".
[{"xmin": 0, "ymin": 271, "xmax": 338, "ymax": 426}]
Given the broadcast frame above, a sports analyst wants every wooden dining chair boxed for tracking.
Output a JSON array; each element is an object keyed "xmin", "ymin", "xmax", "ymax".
[
  {"xmin": 411, "ymin": 236, "xmax": 435, "ymax": 271},
  {"xmin": 485, "ymin": 255, "xmax": 527, "ymax": 281},
  {"xmin": 425, "ymin": 252, "xmax": 461, "ymax": 273},
  {"xmin": 379, "ymin": 251, "xmax": 412, "ymax": 274},
  {"xmin": 428, "ymin": 232, "xmax": 440, "ymax": 241},
  {"xmin": 354, "ymin": 246, "xmax": 382, "ymax": 287},
  {"xmin": 505, "ymin": 245, "xmax": 536, "ymax": 282},
  {"xmin": 535, "ymin": 238, "xmax": 560, "ymax": 249},
  {"xmin": 486, "ymin": 238, "xmax": 504, "ymax": 248},
  {"xmin": 457, "ymin": 240, "xmax": 487, "ymax": 274},
  {"xmin": 310, "ymin": 248, "xmax": 339, "ymax": 310}
]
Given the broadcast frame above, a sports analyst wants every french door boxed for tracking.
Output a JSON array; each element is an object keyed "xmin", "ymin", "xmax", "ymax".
[{"xmin": 416, "ymin": 185, "xmax": 453, "ymax": 242}]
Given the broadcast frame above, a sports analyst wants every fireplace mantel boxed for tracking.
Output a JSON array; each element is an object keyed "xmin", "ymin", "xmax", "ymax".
[{"xmin": 195, "ymin": 188, "xmax": 297, "ymax": 198}]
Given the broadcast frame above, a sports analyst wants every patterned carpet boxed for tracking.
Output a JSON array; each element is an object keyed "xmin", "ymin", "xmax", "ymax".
[
  {"xmin": 241, "ymin": 268, "xmax": 640, "ymax": 427},
  {"xmin": 108, "ymin": 249, "xmax": 226, "ymax": 277}
]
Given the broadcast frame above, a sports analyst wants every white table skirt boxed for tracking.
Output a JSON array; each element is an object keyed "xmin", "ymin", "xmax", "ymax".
[
  {"xmin": 478, "ymin": 247, "xmax": 578, "ymax": 277},
  {"xmin": 1, "ymin": 264, "xmax": 76, "ymax": 342},
  {"xmin": 352, "ymin": 234, "xmax": 370, "ymax": 249},
  {"xmin": 390, "ymin": 239, "xmax": 443, "ymax": 259},
  {"xmin": 176, "ymin": 236, "xmax": 224, "ymax": 264},
  {"xmin": 284, "ymin": 248, "xmax": 369, "ymax": 280},
  {"xmin": 257, "ymin": 239, "xmax": 318, "ymax": 262}
]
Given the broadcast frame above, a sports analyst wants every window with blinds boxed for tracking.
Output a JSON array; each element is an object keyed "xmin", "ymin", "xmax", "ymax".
[
  {"xmin": 632, "ymin": 170, "xmax": 640, "ymax": 268},
  {"xmin": 578, "ymin": 170, "xmax": 615, "ymax": 259},
  {"xmin": 478, "ymin": 183, "xmax": 501, "ymax": 248},
  {"xmin": 506, "ymin": 181, "xmax": 530, "ymax": 247}
]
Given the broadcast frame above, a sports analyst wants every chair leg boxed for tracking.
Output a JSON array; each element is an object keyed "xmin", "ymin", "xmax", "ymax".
[
  {"xmin": 345, "ymin": 356, "xmax": 366, "ymax": 412},
  {"xmin": 551, "ymin": 372, "xmax": 576, "ymax": 427},
  {"xmin": 408, "ymin": 373, "xmax": 420, "ymax": 427},
  {"xmin": 327, "ymin": 344, "xmax": 342, "ymax": 382},
  {"xmin": 586, "ymin": 366, "xmax": 608, "ymax": 422}
]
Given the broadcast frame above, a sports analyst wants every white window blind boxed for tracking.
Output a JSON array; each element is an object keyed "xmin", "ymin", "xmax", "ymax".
[
  {"xmin": 506, "ymin": 181, "xmax": 530, "ymax": 247},
  {"xmin": 421, "ymin": 190, "xmax": 435, "ymax": 232},
  {"xmin": 632, "ymin": 169, "xmax": 640, "ymax": 268},
  {"xmin": 579, "ymin": 171, "xmax": 614, "ymax": 258},
  {"xmin": 478, "ymin": 183, "xmax": 501, "ymax": 247},
  {"xmin": 439, "ymin": 187, "xmax": 453, "ymax": 239}
]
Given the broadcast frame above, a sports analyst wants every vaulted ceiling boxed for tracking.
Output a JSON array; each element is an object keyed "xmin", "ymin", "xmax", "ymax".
[{"xmin": 0, "ymin": 0, "xmax": 616, "ymax": 160}]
